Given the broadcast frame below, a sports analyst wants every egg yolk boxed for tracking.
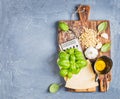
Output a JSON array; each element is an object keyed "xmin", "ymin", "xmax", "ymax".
[{"xmin": 95, "ymin": 60, "xmax": 106, "ymax": 71}]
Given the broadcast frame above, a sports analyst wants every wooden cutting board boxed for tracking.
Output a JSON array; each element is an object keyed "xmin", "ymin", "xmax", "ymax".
[{"xmin": 57, "ymin": 5, "xmax": 111, "ymax": 92}]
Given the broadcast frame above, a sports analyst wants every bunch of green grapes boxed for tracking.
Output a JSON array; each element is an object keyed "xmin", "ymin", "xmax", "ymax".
[{"xmin": 57, "ymin": 48, "xmax": 87, "ymax": 79}]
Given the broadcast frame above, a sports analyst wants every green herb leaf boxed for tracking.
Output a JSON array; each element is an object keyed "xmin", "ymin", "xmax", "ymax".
[
  {"xmin": 57, "ymin": 60, "xmax": 70, "ymax": 69},
  {"xmin": 76, "ymin": 59, "xmax": 87, "ymax": 68},
  {"xmin": 65, "ymin": 48, "xmax": 74, "ymax": 54},
  {"xmin": 57, "ymin": 48, "xmax": 87, "ymax": 78},
  {"xmin": 67, "ymin": 72, "xmax": 73, "ymax": 78},
  {"xmin": 59, "ymin": 51, "xmax": 69, "ymax": 60},
  {"xmin": 70, "ymin": 65, "xmax": 77, "ymax": 74},
  {"xmin": 98, "ymin": 22, "xmax": 108, "ymax": 32},
  {"xmin": 70, "ymin": 54, "xmax": 76, "ymax": 62},
  {"xmin": 75, "ymin": 51, "xmax": 84, "ymax": 60},
  {"xmin": 73, "ymin": 68, "xmax": 81, "ymax": 74},
  {"xmin": 79, "ymin": 60, "xmax": 87, "ymax": 67},
  {"xmin": 58, "ymin": 22, "xmax": 69, "ymax": 31},
  {"xmin": 59, "ymin": 69, "xmax": 68, "ymax": 77},
  {"xmin": 49, "ymin": 83, "xmax": 60, "ymax": 93},
  {"xmin": 101, "ymin": 43, "xmax": 111, "ymax": 52}
]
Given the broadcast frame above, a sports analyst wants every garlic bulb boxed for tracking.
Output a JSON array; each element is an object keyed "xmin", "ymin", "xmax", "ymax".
[
  {"xmin": 85, "ymin": 47, "xmax": 98, "ymax": 59},
  {"xmin": 101, "ymin": 33, "xmax": 108, "ymax": 39}
]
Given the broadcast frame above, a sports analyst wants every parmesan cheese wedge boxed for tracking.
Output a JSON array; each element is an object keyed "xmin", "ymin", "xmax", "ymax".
[{"xmin": 65, "ymin": 60, "xmax": 98, "ymax": 89}]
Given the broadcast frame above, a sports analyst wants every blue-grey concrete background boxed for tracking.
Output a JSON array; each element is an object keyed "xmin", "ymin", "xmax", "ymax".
[{"xmin": 0, "ymin": 0, "xmax": 120, "ymax": 99}]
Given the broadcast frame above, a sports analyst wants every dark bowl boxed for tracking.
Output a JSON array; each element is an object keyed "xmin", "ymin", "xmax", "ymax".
[{"xmin": 94, "ymin": 56, "xmax": 113, "ymax": 74}]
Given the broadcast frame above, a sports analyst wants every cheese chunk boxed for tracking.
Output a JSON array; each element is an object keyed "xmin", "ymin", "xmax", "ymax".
[{"xmin": 65, "ymin": 60, "xmax": 98, "ymax": 89}]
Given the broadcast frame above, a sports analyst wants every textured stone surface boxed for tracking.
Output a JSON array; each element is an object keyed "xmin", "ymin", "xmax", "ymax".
[{"xmin": 0, "ymin": 0, "xmax": 120, "ymax": 99}]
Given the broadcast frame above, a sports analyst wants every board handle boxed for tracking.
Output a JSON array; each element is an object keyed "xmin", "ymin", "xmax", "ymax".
[{"xmin": 77, "ymin": 5, "xmax": 90, "ymax": 21}]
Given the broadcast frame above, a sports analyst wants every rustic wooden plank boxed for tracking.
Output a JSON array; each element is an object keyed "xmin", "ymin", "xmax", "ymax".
[{"xmin": 57, "ymin": 5, "xmax": 111, "ymax": 92}]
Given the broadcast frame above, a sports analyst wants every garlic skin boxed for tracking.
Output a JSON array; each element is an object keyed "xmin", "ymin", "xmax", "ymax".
[
  {"xmin": 85, "ymin": 47, "xmax": 98, "ymax": 59},
  {"xmin": 96, "ymin": 42, "xmax": 102, "ymax": 49},
  {"xmin": 101, "ymin": 33, "xmax": 108, "ymax": 39}
]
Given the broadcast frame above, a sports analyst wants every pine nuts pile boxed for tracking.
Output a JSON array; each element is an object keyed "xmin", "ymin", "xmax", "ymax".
[{"xmin": 79, "ymin": 27, "xmax": 99, "ymax": 48}]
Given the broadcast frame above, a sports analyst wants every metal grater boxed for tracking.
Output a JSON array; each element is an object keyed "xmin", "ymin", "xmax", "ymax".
[{"xmin": 59, "ymin": 38, "xmax": 82, "ymax": 51}]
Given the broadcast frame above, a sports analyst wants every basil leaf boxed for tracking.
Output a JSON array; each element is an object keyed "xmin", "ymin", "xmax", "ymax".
[
  {"xmin": 59, "ymin": 69, "xmax": 68, "ymax": 77},
  {"xmin": 76, "ymin": 59, "xmax": 87, "ymax": 68},
  {"xmin": 98, "ymin": 22, "xmax": 108, "ymax": 32},
  {"xmin": 49, "ymin": 83, "xmax": 60, "ymax": 93},
  {"xmin": 59, "ymin": 51, "xmax": 69, "ymax": 60},
  {"xmin": 73, "ymin": 68, "xmax": 81, "ymax": 74},
  {"xmin": 65, "ymin": 48, "xmax": 74, "ymax": 54},
  {"xmin": 67, "ymin": 72, "xmax": 73, "ymax": 78},
  {"xmin": 101, "ymin": 43, "xmax": 111, "ymax": 52},
  {"xmin": 70, "ymin": 54, "xmax": 76, "ymax": 62},
  {"xmin": 57, "ymin": 60, "xmax": 70, "ymax": 69},
  {"xmin": 58, "ymin": 22, "xmax": 69, "ymax": 31}
]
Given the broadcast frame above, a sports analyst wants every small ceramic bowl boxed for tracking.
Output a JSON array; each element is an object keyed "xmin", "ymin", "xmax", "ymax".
[{"xmin": 94, "ymin": 56, "xmax": 113, "ymax": 75}]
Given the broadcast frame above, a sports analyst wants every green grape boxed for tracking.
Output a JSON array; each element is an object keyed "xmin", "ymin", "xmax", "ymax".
[
  {"xmin": 59, "ymin": 69, "xmax": 68, "ymax": 77},
  {"xmin": 67, "ymin": 72, "xmax": 73, "ymax": 78},
  {"xmin": 69, "ymin": 54, "xmax": 75, "ymax": 62},
  {"xmin": 59, "ymin": 51, "xmax": 69, "ymax": 60},
  {"xmin": 57, "ymin": 60, "xmax": 70, "ymax": 69}
]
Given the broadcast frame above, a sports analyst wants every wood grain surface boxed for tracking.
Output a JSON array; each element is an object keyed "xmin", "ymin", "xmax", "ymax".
[{"xmin": 58, "ymin": 5, "xmax": 111, "ymax": 92}]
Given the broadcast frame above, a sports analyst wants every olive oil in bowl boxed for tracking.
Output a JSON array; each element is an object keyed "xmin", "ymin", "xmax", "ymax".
[{"xmin": 94, "ymin": 56, "xmax": 113, "ymax": 74}]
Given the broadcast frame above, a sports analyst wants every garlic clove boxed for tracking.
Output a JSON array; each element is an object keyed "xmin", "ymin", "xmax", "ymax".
[
  {"xmin": 96, "ymin": 42, "xmax": 102, "ymax": 49},
  {"xmin": 101, "ymin": 33, "xmax": 108, "ymax": 39}
]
